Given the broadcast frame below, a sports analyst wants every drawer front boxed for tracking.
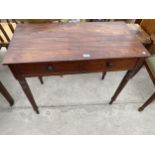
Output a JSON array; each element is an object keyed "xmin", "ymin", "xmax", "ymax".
[{"xmin": 13, "ymin": 58, "xmax": 138, "ymax": 77}]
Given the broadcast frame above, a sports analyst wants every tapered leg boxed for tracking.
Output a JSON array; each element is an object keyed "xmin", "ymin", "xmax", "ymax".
[
  {"xmin": 138, "ymin": 93, "xmax": 155, "ymax": 112},
  {"xmin": 109, "ymin": 58, "xmax": 145, "ymax": 105},
  {"xmin": 109, "ymin": 70, "xmax": 134, "ymax": 105},
  {"xmin": 38, "ymin": 76, "xmax": 43, "ymax": 84},
  {"xmin": 0, "ymin": 81, "xmax": 14, "ymax": 106},
  {"xmin": 101, "ymin": 72, "xmax": 106, "ymax": 80},
  {"xmin": 18, "ymin": 78, "xmax": 39, "ymax": 114}
]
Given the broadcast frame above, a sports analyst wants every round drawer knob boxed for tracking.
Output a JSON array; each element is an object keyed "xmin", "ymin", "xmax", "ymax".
[
  {"xmin": 106, "ymin": 62, "xmax": 113, "ymax": 68},
  {"xmin": 47, "ymin": 65, "xmax": 53, "ymax": 71}
]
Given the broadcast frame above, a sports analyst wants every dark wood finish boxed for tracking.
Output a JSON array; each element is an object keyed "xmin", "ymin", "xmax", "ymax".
[
  {"xmin": 2, "ymin": 22, "xmax": 150, "ymax": 113},
  {"xmin": 3, "ymin": 22, "xmax": 148, "ymax": 65},
  {"xmin": 135, "ymin": 19, "xmax": 142, "ymax": 24},
  {"xmin": 109, "ymin": 70, "xmax": 134, "ymax": 105},
  {"xmin": 12, "ymin": 19, "xmax": 17, "ymax": 24},
  {"xmin": 18, "ymin": 78, "xmax": 39, "ymax": 114},
  {"xmin": 0, "ymin": 21, "xmax": 43, "ymax": 84},
  {"xmin": 0, "ymin": 81, "xmax": 14, "ymax": 106},
  {"xmin": 138, "ymin": 92, "xmax": 155, "ymax": 111},
  {"xmin": 38, "ymin": 76, "xmax": 43, "ymax": 84},
  {"xmin": 101, "ymin": 72, "xmax": 106, "ymax": 80},
  {"xmin": 109, "ymin": 58, "xmax": 145, "ymax": 105},
  {"xmin": 9, "ymin": 58, "xmax": 138, "ymax": 78},
  {"xmin": 101, "ymin": 22, "xmax": 153, "ymax": 81}
]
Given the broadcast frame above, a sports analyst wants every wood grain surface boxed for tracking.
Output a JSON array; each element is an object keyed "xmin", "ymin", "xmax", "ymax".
[{"xmin": 3, "ymin": 22, "xmax": 149, "ymax": 65}]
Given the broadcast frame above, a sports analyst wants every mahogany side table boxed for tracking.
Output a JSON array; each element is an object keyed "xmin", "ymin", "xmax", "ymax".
[{"xmin": 2, "ymin": 22, "xmax": 150, "ymax": 114}]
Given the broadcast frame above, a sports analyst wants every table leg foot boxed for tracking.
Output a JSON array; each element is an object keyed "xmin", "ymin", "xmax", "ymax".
[
  {"xmin": 138, "ymin": 107, "xmax": 144, "ymax": 112},
  {"xmin": 10, "ymin": 101, "xmax": 14, "ymax": 106},
  {"xmin": 138, "ymin": 92, "xmax": 155, "ymax": 112},
  {"xmin": 109, "ymin": 97, "xmax": 115, "ymax": 105},
  {"xmin": 108, "ymin": 70, "xmax": 133, "ymax": 105},
  {"xmin": 18, "ymin": 78, "xmax": 39, "ymax": 114},
  {"xmin": 101, "ymin": 72, "xmax": 106, "ymax": 80},
  {"xmin": 35, "ymin": 109, "xmax": 40, "ymax": 114},
  {"xmin": 38, "ymin": 76, "xmax": 44, "ymax": 84}
]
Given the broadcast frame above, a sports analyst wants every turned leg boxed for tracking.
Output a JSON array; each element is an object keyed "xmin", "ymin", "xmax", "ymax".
[
  {"xmin": 101, "ymin": 72, "xmax": 106, "ymax": 80},
  {"xmin": 18, "ymin": 78, "xmax": 39, "ymax": 114},
  {"xmin": 138, "ymin": 92, "xmax": 155, "ymax": 112},
  {"xmin": 38, "ymin": 76, "xmax": 44, "ymax": 84},
  {"xmin": 109, "ymin": 70, "xmax": 134, "ymax": 104},
  {"xmin": 0, "ymin": 81, "xmax": 14, "ymax": 106}
]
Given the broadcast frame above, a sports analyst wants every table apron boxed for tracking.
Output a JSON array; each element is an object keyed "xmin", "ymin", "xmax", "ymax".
[{"xmin": 9, "ymin": 58, "xmax": 139, "ymax": 79}]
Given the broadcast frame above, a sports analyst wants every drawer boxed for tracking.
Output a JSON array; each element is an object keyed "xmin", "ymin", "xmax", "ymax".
[{"xmin": 12, "ymin": 58, "xmax": 138, "ymax": 77}]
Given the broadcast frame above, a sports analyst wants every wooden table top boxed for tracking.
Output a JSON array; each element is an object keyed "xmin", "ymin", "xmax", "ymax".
[{"xmin": 3, "ymin": 22, "xmax": 149, "ymax": 65}]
